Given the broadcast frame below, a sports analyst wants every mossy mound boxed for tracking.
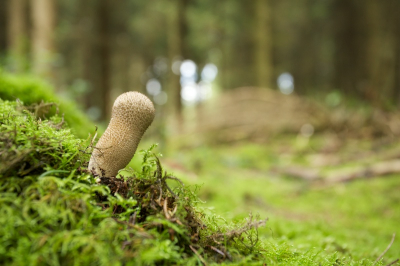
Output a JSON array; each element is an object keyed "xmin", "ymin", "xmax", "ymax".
[
  {"xmin": 0, "ymin": 99, "xmax": 267, "ymax": 265},
  {"xmin": 0, "ymin": 71, "xmax": 96, "ymax": 138}
]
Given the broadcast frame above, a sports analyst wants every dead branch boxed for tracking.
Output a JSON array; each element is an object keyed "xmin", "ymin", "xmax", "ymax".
[
  {"xmin": 326, "ymin": 160, "xmax": 400, "ymax": 184},
  {"xmin": 373, "ymin": 233, "xmax": 396, "ymax": 265},
  {"xmin": 273, "ymin": 159, "xmax": 400, "ymax": 184},
  {"xmin": 386, "ymin": 258, "xmax": 399, "ymax": 266},
  {"xmin": 189, "ymin": 245, "xmax": 207, "ymax": 266},
  {"xmin": 207, "ymin": 245, "xmax": 226, "ymax": 258},
  {"xmin": 271, "ymin": 166, "xmax": 321, "ymax": 181}
]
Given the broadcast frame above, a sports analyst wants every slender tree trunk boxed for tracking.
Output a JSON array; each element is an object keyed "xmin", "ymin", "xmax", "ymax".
[
  {"xmin": 98, "ymin": 0, "xmax": 111, "ymax": 120},
  {"xmin": 177, "ymin": 0, "xmax": 189, "ymax": 60},
  {"xmin": 76, "ymin": 1, "xmax": 95, "ymax": 110},
  {"xmin": 6, "ymin": 0, "xmax": 28, "ymax": 71},
  {"xmin": 167, "ymin": 1, "xmax": 181, "ymax": 112},
  {"xmin": 362, "ymin": 0, "xmax": 381, "ymax": 105},
  {"xmin": 333, "ymin": 0, "xmax": 357, "ymax": 96},
  {"xmin": 31, "ymin": 0, "xmax": 55, "ymax": 78},
  {"xmin": 393, "ymin": 4, "xmax": 400, "ymax": 107},
  {"xmin": 221, "ymin": 1, "xmax": 235, "ymax": 90},
  {"xmin": 395, "ymin": 42, "xmax": 400, "ymax": 107},
  {"xmin": 0, "ymin": 2, "xmax": 6, "ymax": 54},
  {"xmin": 254, "ymin": 0, "xmax": 272, "ymax": 89},
  {"xmin": 291, "ymin": 0, "xmax": 327, "ymax": 95},
  {"xmin": 334, "ymin": 0, "xmax": 384, "ymax": 105},
  {"xmin": 176, "ymin": 0, "xmax": 189, "ymax": 117},
  {"xmin": 169, "ymin": 0, "xmax": 189, "ymax": 129}
]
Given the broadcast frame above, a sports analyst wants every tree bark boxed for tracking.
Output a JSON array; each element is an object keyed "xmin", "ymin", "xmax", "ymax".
[
  {"xmin": 168, "ymin": 0, "xmax": 189, "ymax": 129},
  {"xmin": 6, "ymin": 0, "xmax": 28, "ymax": 71},
  {"xmin": 31, "ymin": 0, "xmax": 55, "ymax": 78},
  {"xmin": 362, "ymin": 0, "xmax": 381, "ymax": 105},
  {"xmin": 254, "ymin": 0, "xmax": 273, "ymax": 89},
  {"xmin": 333, "ymin": 0, "xmax": 358, "ymax": 96},
  {"xmin": 98, "ymin": 0, "xmax": 111, "ymax": 120},
  {"xmin": 0, "ymin": 2, "xmax": 6, "ymax": 53},
  {"xmin": 334, "ymin": 0, "xmax": 383, "ymax": 105},
  {"xmin": 391, "ymin": 0, "xmax": 400, "ymax": 107},
  {"xmin": 167, "ymin": 0, "xmax": 181, "ymax": 114}
]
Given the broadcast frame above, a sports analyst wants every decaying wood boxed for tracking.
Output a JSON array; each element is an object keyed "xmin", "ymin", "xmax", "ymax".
[
  {"xmin": 271, "ymin": 166, "xmax": 321, "ymax": 181},
  {"xmin": 274, "ymin": 159, "xmax": 400, "ymax": 184},
  {"xmin": 326, "ymin": 160, "xmax": 400, "ymax": 183}
]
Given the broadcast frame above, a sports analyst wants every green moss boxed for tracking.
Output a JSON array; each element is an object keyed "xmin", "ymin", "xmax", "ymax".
[
  {"xmin": 167, "ymin": 139, "xmax": 399, "ymax": 265},
  {"xmin": 0, "ymin": 71, "xmax": 96, "ymax": 138},
  {"xmin": 2, "ymin": 99, "xmax": 390, "ymax": 265},
  {"xmin": 0, "ymin": 100, "xmax": 270, "ymax": 265}
]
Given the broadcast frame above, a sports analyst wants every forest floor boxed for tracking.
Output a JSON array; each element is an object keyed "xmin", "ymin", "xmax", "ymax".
[
  {"xmin": 134, "ymin": 132, "xmax": 400, "ymax": 265},
  {"xmin": 3, "ymin": 72, "xmax": 399, "ymax": 264}
]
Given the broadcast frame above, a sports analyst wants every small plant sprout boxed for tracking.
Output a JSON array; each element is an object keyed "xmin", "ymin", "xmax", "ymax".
[{"xmin": 89, "ymin": 91, "xmax": 155, "ymax": 177}]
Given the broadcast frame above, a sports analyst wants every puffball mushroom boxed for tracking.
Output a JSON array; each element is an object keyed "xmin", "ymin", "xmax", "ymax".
[{"xmin": 88, "ymin": 91, "xmax": 155, "ymax": 177}]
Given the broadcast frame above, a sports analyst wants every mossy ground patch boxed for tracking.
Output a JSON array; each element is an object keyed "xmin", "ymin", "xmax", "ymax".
[{"xmin": 0, "ymin": 100, "xmax": 269, "ymax": 265}]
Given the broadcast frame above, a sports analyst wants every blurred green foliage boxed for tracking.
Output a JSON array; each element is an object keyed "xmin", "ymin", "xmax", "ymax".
[
  {"xmin": 0, "ymin": 71, "xmax": 96, "ymax": 138},
  {"xmin": 167, "ymin": 139, "xmax": 399, "ymax": 265}
]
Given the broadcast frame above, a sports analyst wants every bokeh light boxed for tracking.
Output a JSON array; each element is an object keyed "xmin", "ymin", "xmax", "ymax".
[
  {"xmin": 277, "ymin": 72, "xmax": 294, "ymax": 95},
  {"xmin": 180, "ymin": 60, "xmax": 197, "ymax": 78},
  {"xmin": 181, "ymin": 83, "xmax": 198, "ymax": 103},
  {"xmin": 201, "ymin": 63, "xmax": 218, "ymax": 82},
  {"xmin": 146, "ymin": 78, "xmax": 161, "ymax": 96}
]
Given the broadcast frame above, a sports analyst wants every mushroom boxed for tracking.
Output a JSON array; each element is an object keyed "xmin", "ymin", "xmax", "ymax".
[{"xmin": 88, "ymin": 91, "xmax": 155, "ymax": 177}]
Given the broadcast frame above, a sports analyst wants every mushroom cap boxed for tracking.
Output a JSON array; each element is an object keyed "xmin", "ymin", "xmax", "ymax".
[{"xmin": 88, "ymin": 91, "xmax": 155, "ymax": 177}]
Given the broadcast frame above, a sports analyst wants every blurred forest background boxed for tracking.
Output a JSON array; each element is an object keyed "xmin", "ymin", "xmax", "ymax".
[
  {"xmin": 1, "ymin": 1, "xmax": 400, "ymax": 263},
  {"xmin": 1, "ymin": 0, "xmax": 400, "ymax": 132}
]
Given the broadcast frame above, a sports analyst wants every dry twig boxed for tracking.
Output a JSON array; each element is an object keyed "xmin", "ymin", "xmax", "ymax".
[
  {"xmin": 208, "ymin": 245, "xmax": 226, "ymax": 258},
  {"xmin": 373, "ymin": 233, "xmax": 396, "ymax": 265},
  {"xmin": 190, "ymin": 245, "xmax": 207, "ymax": 266},
  {"xmin": 385, "ymin": 258, "xmax": 399, "ymax": 266}
]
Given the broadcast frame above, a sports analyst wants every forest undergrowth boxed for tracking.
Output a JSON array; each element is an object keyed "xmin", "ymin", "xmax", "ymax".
[
  {"xmin": 0, "ymin": 99, "xmax": 396, "ymax": 265},
  {"xmin": 0, "ymin": 99, "xmax": 269, "ymax": 265}
]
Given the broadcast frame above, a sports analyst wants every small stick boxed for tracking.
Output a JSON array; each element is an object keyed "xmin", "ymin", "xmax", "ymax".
[
  {"xmin": 170, "ymin": 204, "xmax": 178, "ymax": 216},
  {"xmin": 163, "ymin": 197, "xmax": 171, "ymax": 219},
  {"xmin": 165, "ymin": 174, "xmax": 185, "ymax": 186},
  {"xmin": 155, "ymin": 185, "xmax": 163, "ymax": 206},
  {"xmin": 163, "ymin": 181, "xmax": 178, "ymax": 199},
  {"xmin": 386, "ymin": 258, "xmax": 399, "ymax": 266},
  {"xmin": 208, "ymin": 245, "xmax": 226, "ymax": 258},
  {"xmin": 129, "ymin": 212, "xmax": 137, "ymax": 225},
  {"xmin": 189, "ymin": 245, "xmax": 207, "ymax": 266},
  {"xmin": 374, "ymin": 233, "xmax": 396, "ymax": 265}
]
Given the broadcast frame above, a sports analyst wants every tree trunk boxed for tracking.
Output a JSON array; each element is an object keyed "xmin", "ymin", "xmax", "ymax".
[
  {"xmin": 167, "ymin": 0, "xmax": 181, "ymax": 115},
  {"xmin": 6, "ymin": 0, "xmax": 28, "ymax": 71},
  {"xmin": 334, "ymin": 0, "xmax": 383, "ymax": 105},
  {"xmin": 391, "ymin": 0, "xmax": 400, "ymax": 107},
  {"xmin": 254, "ymin": 0, "xmax": 273, "ymax": 89},
  {"xmin": 31, "ymin": 0, "xmax": 55, "ymax": 78},
  {"xmin": 395, "ymin": 40, "xmax": 400, "ymax": 106},
  {"xmin": 333, "ymin": 0, "xmax": 358, "ymax": 96},
  {"xmin": 0, "ymin": 3, "xmax": 6, "ymax": 55},
  {"xmin": 361, "ymin": 0, "xmax": 381, "ymax": 105},
  {"xmin": 112, "ymin": 1, "xmax": 131, "ymax": 99},
  {"xmin": 168, "ymin": 0, "xmax": 189, "ymax": 129},
  {"xmin": 98, "ymin": 0, "xmax": 111, "ymax": 120},
  {"xmin": 76, "ymin": 1, "xmax": 95, "ymax": 110}
]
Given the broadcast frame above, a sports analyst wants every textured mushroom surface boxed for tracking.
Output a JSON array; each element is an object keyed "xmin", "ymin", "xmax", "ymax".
[{"xmin": 89, "ymin": 91, "xmax": 155, "ymax": 177}]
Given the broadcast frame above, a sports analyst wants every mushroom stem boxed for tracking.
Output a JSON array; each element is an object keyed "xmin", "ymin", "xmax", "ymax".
[{"xmin": 89, "ymin": 91, "xmax": 155, "ymax": 177}]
